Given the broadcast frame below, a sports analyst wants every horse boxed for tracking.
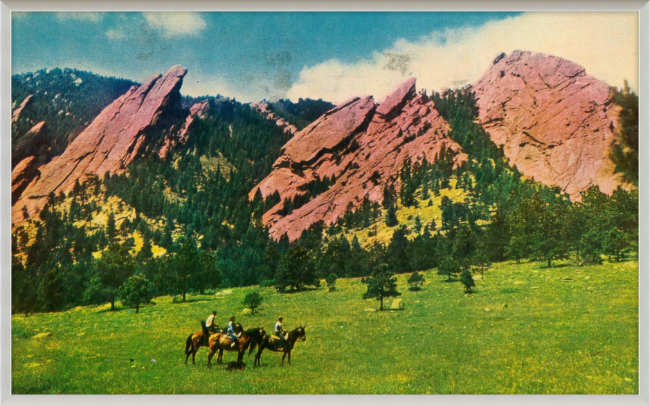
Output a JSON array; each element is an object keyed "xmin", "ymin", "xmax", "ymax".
[
  {"xmin": 254, "ymin": 326, "xmax": 306, "ymax": 367},
  {"xmin": 184, "ymin": 321, "xmax": 225, "ymax": 365},
  {"xmin": 207, "ymin": 325, "xmax": 266, "ymax": 369}
]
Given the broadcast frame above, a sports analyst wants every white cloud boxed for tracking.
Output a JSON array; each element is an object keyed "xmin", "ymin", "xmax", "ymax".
[
  {"xmin": 55, "ymin": 12, "xmax": 103, "ymax": 23},
  {"xmin": 142, "ymin": 12, "xmax": 207, "ymax": 38},
  {"xmin": 287, "ymin": 12, "xmax": 639, "ymax": 104},
  {"xmin": 105, "ymin": 29, "xmax": 126, "ymax": 40}
]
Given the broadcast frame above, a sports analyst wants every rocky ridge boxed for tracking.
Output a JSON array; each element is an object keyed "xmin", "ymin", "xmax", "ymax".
[
  {"xmin": 12, "ymin": 65, "xmax": 188, "ymax": 227},
  {"xmin": 251, "ymin": 101, "xmax": 298, "ymax": 136},
  {"xmin": 474, "ymin": 50, "xmax": 626, "ymax": 199},
  {"xmin": 251, "ymin": 78, "xmax": 467, "ymax": 241}
]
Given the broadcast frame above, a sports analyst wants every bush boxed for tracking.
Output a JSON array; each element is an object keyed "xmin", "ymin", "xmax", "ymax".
[
  {"xmin": 407, "ymin": 272, "xmax": 425, "ymax": 291},
  {"xmin": 326, "ymin": 273, "xmax": 337, "ymax": 292},
  {"xmin": 242, "ymin": 291, "xmax": 263, "ymax": 315},
  {"xmin": 460, "ymin": 269, "xmax": 475, "ymax": 294}
]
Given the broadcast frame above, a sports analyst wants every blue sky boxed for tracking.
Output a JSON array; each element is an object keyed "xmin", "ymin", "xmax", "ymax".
[{"xmin": 12, "ymin": 12, "xmax": 638, "ymax": 103}]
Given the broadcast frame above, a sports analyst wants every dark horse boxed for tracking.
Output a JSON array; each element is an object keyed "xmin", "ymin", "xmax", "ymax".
[
  {"xmin": 254, "ymin": 326, "xmax": 306, "ymax": 367},
  {"xmin": 184, "ymin": 321, "xmax": 226, "ymax": 365},
  {"xmin": 207, "ymin": 324, "xmax": 266, "ymax": 369}
]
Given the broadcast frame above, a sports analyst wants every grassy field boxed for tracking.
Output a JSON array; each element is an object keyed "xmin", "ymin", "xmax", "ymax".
[{"xmin": 12, "ymin": 258, "xmax": 638, "ymax": 394}]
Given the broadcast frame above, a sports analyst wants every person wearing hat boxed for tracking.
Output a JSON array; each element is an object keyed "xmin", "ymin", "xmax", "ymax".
[
  {"xmin": 206, "ymin": 311, "xmax": 217, "ymax": 333},
  {"xmin": 275, "ymin": 316, "xmax": 288, "ymax": 348},
  {"xmin": 226, "ymin": 316, "xmax": 240, "ymax": 348}
]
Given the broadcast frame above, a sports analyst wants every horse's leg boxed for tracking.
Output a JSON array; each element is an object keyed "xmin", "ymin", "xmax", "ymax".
[
  {"xmin": 288, "ymin": 350, "xmax": 291, "ymax": 366},
  {"xmin": 207, "ymin": 348, "xmax": 215, "ymax": 370},
  {"xmin": 254, "ymin": 347, "xmax": 263, "ymax": 367},
  {"xmin": 281, "ymin": 351, "xmax": 286, "ymax": 366},
  {"xmin": 237, "ymin": 350, "xmax": 244, "ymax": 363},
  {"xmin": 192, "ymin": 345, "xmax": 196, "ymax": 365},
  {"xmin": 217, "ymin": 348, "xmax": 224, "ymax": 365}
]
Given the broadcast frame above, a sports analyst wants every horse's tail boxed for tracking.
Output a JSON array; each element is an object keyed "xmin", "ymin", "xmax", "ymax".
[{"xmin": 185, "ymin": 333, "xmax": 193, "ymax": 355}]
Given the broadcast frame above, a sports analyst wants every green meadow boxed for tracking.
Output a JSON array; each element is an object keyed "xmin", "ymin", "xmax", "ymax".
[{"xmin": 12, "ymin": 259, "xmax": 638, "ymax": 394}]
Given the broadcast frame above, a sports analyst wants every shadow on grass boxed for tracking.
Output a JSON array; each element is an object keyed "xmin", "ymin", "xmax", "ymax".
[
  {"xmin": 277, "ymin": 287, "xmax": 321, "ymax": 295},
  {"xmin": 171, "ymin": 297, "xmax": 214, "ymax": 304}
]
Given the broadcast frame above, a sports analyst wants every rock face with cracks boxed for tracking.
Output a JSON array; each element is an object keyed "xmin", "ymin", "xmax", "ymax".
[
  {"xmin": 474, "ymin": 50, "xmax": 626, "ymax": 200},
  {"xmin": 251, "ymin": 77, "xmax": 467, "ymax": 241},
  {"xmin": 12, "ymin": 65, "xmax": 188, "ymax": 227}
]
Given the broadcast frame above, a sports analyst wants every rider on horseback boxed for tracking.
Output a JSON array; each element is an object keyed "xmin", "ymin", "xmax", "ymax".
[
  {"xmin": 206, "ymin": 311, "xmax": 217, "ymax": 333},
  {"xmin": 275, "ymin": 317, "xmax": 288, "ymax": 349},
  {"xmin": 227, "ymin": 316, "xmax": 240, "ymax": 349}
]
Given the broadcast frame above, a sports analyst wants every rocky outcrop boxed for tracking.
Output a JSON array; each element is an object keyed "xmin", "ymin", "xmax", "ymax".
[
  {"xmin": 159, "ymin": 100, "xmax": 210, "ymax": 159},
  {"xmin": 13, "ymin": 121, "xmax": 47, "ymax": 169},
  {"xmin": 474, "ymin": 50, "xmax": 625, "ymax": 199},
  {"xmin": 12, "ymin": 94, "xmax": 32, "ymax": 123},
  {"xmin": 251, "ymin": 101, "xmax": 298, "ymax": 136},
  {"xmin": 12, "ymin": 65, "xmax": 188, "ymax": 227},
  {"xmin": 251, "ymin": 78, "xmax": 467, "ymax": 241},
  {"xmin": 12, "ymin": 156, "xmax": 38, "ymax": 205}
]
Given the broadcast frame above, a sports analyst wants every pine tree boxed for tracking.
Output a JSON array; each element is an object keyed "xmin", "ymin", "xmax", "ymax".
[
  {"xmin": 362, "ymin": 263, "xmax": 400, "ymax": 310},
  {"xmin": 385, "ymin": 203, "xmax": 398, "ymax": 227},
  {"xmin": 119, "ymin": 273, "xmax": 153, "ymax": 313},
  {"xmin": 408, "ymin": 271, "xmax": 425, "ymax": 291}
]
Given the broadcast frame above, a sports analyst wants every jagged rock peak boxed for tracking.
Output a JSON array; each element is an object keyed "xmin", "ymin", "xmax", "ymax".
[
  {"xmin": 12, "ymin": 65, "xmax": 189, "ymax": 227},
  {"xmin": 475, "ymin": 50, "xmax": 626, "ymax": 200},
  {"xmin": 376, "ymin": 77, "xmax": 417, "ymax": 117},
  {"xmin": 251, "ymin": 77, "xmax": 467, "ymax": 241}
]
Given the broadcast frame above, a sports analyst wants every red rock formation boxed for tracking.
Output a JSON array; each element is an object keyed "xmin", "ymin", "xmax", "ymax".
[
  {"xmin": 12, "ymin": 156, "xmax": 38, "ymax": 205},
  {"xmin": 13, "ymin": 121, "xmax": 47, "ymax": 168},
  {"xmin": 159, "ymin": 100, "xmax": 210, "ymax": 159},
  {"xmin": 474, "ymin": 50, "xmax": 625, "ymax": 199},
  {"xmin": 251, "ymin": 101, "xmax": 298, "ymax": 136},
  {"xmin": 12, "ymin": 65, "xmax": 188, "ymax": 227},
  {"xmin": 12, "ymin": 94, "xmax": 32, "ymax": 123},
  {"xmin": 251, "ymin": 78, "xmax": 467, "ymax": 241}
]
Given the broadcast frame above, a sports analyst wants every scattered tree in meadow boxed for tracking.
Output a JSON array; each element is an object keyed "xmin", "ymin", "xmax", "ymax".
[
  {"xmin": 326, "ymin": 273, "xmax": 337, "ymax": 292},
  {"xmin": 242, "ymin": 291, "xmax": 263, "ymax": 315},
  {"xmin": 362, "ymin": 263, "xmax": 400, "ymax": 310},
  {"xmin": 437, "ymin": 258, "xmax": 461, "ymax": 281},
  {"xmin": 407, "ymin": 271, "xmax": 425, "ymax": 291},
  {"xmin": 119, "ymin": 273, "xmax": 153, "ymax": 314},
  {"xmin": 460, "ymin": 269, "xmax": 475, "ymax": 293}
]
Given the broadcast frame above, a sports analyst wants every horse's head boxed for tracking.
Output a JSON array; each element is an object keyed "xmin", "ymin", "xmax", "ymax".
[
  {"xmin": 235, "ymin": 322, "xmax": 244, "ymax": 334},
  {"xmin": 296, "ymin": 326, "xmax": 306, "ymax": 342}
]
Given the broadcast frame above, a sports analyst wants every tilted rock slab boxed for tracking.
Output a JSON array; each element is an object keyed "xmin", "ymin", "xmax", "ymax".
[
  {"xmin": 251, "ymin": 101, "xmax": 298, "ymax": 136},
  {"xmin": 12, "ymin": 156, "xmax": 38, "ymax": 205},
  {"xmin": 474, "ymin": 50, "xmax": 625, "ymax": 200},
  {"xmin": 12, "ymin": 94, "xmax": 32, "ymax": 123},
  {"xmin": 159, "ymin": 100, "xmax": 210, "ymax": 159},
  {"xmin": 12, "ymin": 65, "xmax": 188, "ymax": 226},
  {"xmin": 251, "ymin": 78, "xmax": 467, "ymax": 241}
]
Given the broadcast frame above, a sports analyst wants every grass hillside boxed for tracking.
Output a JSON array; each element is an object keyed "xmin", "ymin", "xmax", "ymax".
[
  {"xmin": 12, "ymin": 259, "xmax": 638, "ymax": 394},
  {"xmin": 344, "ymin": 178, "xmax": 469, "ymax": 247}
]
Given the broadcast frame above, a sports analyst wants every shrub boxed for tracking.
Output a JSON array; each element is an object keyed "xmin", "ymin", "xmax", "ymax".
[{"xmin": 242, "ymin": 291, "xmax": 263, "ymax": 315}]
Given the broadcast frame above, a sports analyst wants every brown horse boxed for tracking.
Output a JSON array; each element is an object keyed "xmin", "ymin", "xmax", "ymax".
[
  {"xmin": 207, "ymin": 325, "xmax": 266, "ymax": 369},
  {"xmin": 254, "ymin": 326, "xmax": 306, "ymax": 367},
  {"xmin": 184, "ymin": 321, "xmax": 224, "ymax": 365}
]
